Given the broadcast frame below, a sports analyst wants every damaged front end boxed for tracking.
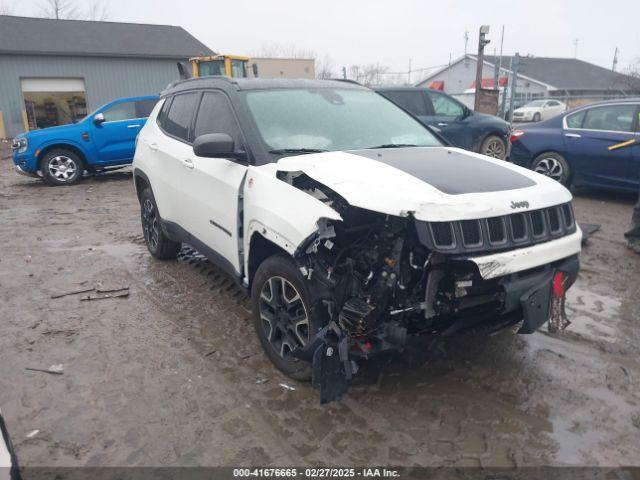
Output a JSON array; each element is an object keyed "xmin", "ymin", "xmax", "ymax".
[{"xmin": 278, "ymin": 171, "xmax": 579, "ymax": 403}]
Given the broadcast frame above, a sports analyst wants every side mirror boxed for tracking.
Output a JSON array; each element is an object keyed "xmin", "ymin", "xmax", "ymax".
[
  {"xmin": 193, "ymin": 133, "xmax": 245, "ymax": 160},
  {"xmin": 93, "ymin": 113, "xmax": 105, "ymax": 125}
]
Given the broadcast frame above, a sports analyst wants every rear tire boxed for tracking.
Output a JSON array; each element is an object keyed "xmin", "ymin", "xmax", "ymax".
[
  {"xmin": 140, "ymin": 188, "xmax": 181, "ymax": 260},
  {"xmin": 479, "ymin": 135, "xmax": 507, "ymax": 159},
  {"xmin": 41, "ymin": 149, "xmax": 83, "ymax": 186},
  {"xmin": 531, "ymin": 152, "xmax": 571, "ymax": 186},
  {"xmin": 251, "ymin": 254, "xmax": 318, "ymax": 381}
]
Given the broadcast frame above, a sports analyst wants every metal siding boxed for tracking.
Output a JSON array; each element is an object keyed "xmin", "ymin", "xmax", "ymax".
[{"xmin": 0, "ymin": 54, "xmax": 182, "ymax": 137}]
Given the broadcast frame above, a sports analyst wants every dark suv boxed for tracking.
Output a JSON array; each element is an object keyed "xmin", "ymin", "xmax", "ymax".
[{"xmin": 376, "ymin": 86, "xmax": 511, "ymax": 159}]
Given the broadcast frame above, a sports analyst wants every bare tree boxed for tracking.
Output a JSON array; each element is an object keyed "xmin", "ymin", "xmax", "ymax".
[
  {"xmin": 0, "ymin": 0, "xmax": 15, "ymax": 15},
  {"xmin": 347, "ymin": 63, "xmax": 389, "ymax": 86},
  {"xmin": 38, "ymin": 0, "xmax": 79, "ymax": 19},
  {"xmin": 315, "ymin": 55, "xmax": 335, "ymax": 80},
  {"xmin": 86, "ymin": 0, "xmax": 109, "ymax": 21}
]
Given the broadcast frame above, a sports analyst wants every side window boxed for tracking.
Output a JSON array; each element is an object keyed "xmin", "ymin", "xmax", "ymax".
[
  {"xmin": 135, "ymin": 99, "xmax": 158, "ymax": 118},
  {"xmin": 428, "ymin": 92, "xmax": 464, "ymax": 118},
  {"xmin": 162, "ymin": 92, "xmax": 199, "ymax": 141},
  {"xmin": 382, "ymin": 91, "xmax": 429, "ymax": 116},
  {"xmin": 582, "ymin": 105, "xmax": 636, "ymax": 132},
  {"xmin": 102, "ymin": 101, "xmax": 136, "ymax": 122},
  {"xmin": 193, "ymin": 91, "xmax": 242, "ymax": 143},
  {"xmin": 565, "ymin": 110, "xmax": 586, "ymax": 129},
  {"xmin": 156, "ymin": 97, "xmax": 172, "ymax": 129}
]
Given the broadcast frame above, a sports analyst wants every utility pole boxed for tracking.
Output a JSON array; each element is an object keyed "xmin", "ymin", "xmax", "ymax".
[
  {"xmin": 342, "ymin": 67, "xmax": 347, "ymax": 80},
  {"xmin": 408, "ymin": 58, "xmax": 412, "ymax": 84},
  {"xmin": 493, "ymin": 25, "xmax": 504, "ymax": 115},
  {"xmin": 474, "ymin": 25, "xmax": 491, "ymax": 112},
  {"xmin": 612, "ymin": 47, "xmax": 619, "ymax": 72},
  {"xmin": 573, "ymin": 38, "xmax": 579, "ymax": 59},
  {"xmin": 507, "ymin": 53, "xmax": 520, "ymax": 123}
]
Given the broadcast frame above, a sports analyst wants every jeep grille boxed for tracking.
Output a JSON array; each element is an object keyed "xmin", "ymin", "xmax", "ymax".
[{"xmin": 417, "ymin": 203, "xmax": 577, "ymax": 255}]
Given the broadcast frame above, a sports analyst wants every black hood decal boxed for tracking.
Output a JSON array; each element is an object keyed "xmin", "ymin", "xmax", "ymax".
[{"xmin": 350, "ymin": 148, "xmax": 536, "ymax": 195}]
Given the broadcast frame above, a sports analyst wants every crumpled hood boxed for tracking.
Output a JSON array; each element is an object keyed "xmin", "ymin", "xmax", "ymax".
[{"xmin": 275, "ymin": 147, "xmax": 572, "ymax": 222}]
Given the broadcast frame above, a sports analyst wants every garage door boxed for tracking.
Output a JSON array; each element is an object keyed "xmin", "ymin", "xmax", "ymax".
[
  {"xmin": 21, "ymin": 77, "xmax": 86, "ymax": 93},
  {"xmin": 21, "ymin": 78, "xmax": 87, "ymax": 130}
]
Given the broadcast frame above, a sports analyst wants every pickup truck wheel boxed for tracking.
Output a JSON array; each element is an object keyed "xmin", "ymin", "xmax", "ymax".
[
  {"xmin": 532, "ymin": 152, "xmax": 571, "ymax": 186},
  {"xmin": 480, "ymin": 135, "xmax": 507, "ymax": 159},
  {"xmin": 140, "ymin": 188, "xmax": 181, "ymax": 260},
  {"xmin": 252, "ymin": 254, "xmax": 316, "ymax": 381},
  {"xmin": 41, "ymin": 149, "xmax": 83, "ymax": 186}
]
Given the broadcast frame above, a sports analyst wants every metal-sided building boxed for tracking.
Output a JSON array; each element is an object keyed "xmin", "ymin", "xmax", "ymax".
[{"xmin": 0, "ymin": 15, "xmax": 213, "ymax": 139}]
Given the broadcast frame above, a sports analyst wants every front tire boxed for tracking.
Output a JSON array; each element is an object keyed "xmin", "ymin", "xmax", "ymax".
[
  {"xmin": 41, "ymin": 149, "xmax": 83, "ymax": 186},
  {"xmin": 251, "ymin": 254, "xmax": 317, "ymax": 381},
  {"xmin": 140, "ymin": 188, "xmax": 181, "ymax": 260},
  {"xmin": 533, "ymin": 112, "xmax": 541, "ymax": 122},
  {"xmin": 531, "ymin": 152, "xmax": 571, "ymax": 186},
  {"xmin": 479, "ymin": 135, "xmax": 507, "ymax": 159}
]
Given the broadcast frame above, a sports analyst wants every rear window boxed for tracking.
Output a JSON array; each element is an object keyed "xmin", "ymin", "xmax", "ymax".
[
  {"xmin": 565, "ymin": 110, "xmax": 586, "ymax": 128},
  {"xmin": 161, "ymin": 93, "xmax": 199, "ymax": 142},
  {"xmin": 382, "ymin": 91, "xmax": 429, "ymax": 116}
]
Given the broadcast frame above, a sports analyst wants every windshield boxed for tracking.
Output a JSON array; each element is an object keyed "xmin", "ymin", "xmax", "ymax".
[
  {"xmin": 524, "ymin": 100, "xmax": 546, "ymax": 107},
  {"xmin": 244, "ymin": 88, "xmax": 442, "ymax": 153}
]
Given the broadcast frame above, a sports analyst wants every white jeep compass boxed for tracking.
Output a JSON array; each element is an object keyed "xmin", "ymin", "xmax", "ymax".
[{"xmin": 133, "ymin": 78, "xmax": 582, "ymax": 402}]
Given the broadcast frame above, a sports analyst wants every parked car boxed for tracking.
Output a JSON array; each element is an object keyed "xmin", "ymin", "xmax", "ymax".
[
  {"xmin": 512, "ymin": 99, "xmax": 567, "ymax": 122},
  {"xmin": 12, "ymin": 95, "xmax": 159, "ymax": 185},
  {"xmin": 510, "ymin": 99, "xmax": 640, "ymax": 192},
  {"xmin": 375, "ymin": 86, "xmax": 511, "ymax": 159},
  {"xmin": 133, "ymin": 77, "xmax": 581, "ymax": 402}
]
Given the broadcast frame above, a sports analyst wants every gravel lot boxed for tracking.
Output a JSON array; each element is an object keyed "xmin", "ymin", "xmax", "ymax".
[{"xmin": 1, "ymin": 144, "xmax": 639, "ymax": 468}]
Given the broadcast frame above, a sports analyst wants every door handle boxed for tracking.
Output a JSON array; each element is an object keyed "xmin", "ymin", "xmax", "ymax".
[
  {"xmin": 128, "ymin": 124, "xmax": 142, "ymax": 129},
  {"xmin": 565, "ymin": 133, "xmax": 581, "ymax": 138},
  {"xmin": 148, "ymin": 142, "xmax": 159, "ymax": 151},
  {"xmin": 437, "ymin": 122, "xmax": 448, "ymax": 127},
  {"xmin": 181, "ymin": 158, "xmax": 195, "ymax": 169}
]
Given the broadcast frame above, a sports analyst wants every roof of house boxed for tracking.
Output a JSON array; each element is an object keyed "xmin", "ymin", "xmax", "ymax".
[
  {"xmin": 0, "ymin": 15, "xmax": 214, "ymax": 59},
  {"xmin": 484, "ymin": 55, "xmax": 639, "ymax": 91},
  {"xmin": 417, "ymin": 54, "xmax": 640, "ymax": 92}
]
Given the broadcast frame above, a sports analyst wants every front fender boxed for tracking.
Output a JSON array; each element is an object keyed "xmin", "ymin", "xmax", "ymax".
[
  {"xmin": 25, "ymin": 138, "xmax": 92, "ymax": 171},
  {"xmin": 243, "ymin": 164, "xmax": 342, "ymax": 281}
]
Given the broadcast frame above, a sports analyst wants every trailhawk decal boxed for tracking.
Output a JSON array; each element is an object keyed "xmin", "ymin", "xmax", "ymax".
[{"xmin": 350, "ymin": 148, "xmax": 536, "ymax": 195}]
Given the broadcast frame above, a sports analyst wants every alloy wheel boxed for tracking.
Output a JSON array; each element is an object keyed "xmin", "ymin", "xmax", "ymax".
[
  {"xmin": 142, "ymin": 199, "xmax": 159, "ymax": 251},
  {"xmin": 534, "ymin": 157, "xmax": 564, "ymax": 181},
  {"xmin": 483, "ymin": 139, "xmax": 505, "ymax": 159},
  {"xmin": 258, "ymin": 276, "xmax": 310, "ymax": 359},
  {"xmin": 48, "ymin": 156, "xmax": 77, "ymax": 182}
]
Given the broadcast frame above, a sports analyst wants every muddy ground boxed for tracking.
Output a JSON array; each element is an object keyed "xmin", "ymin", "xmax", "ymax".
[{"xmin": 1, "ymin": 145, "xmax": 639, "ymax": 468}]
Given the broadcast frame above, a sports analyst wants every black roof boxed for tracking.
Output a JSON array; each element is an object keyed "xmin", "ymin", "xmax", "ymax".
[
  {"xmin": 0, "ymin": 15, "xmax": 213, "ymax": 59},
  {"xmin": 164, "ymin": 76, "xmax": 368, "ymax": 96},
  {"xmin": 484, "ymin": 55, "xmax": 640, "ymax": 92}
]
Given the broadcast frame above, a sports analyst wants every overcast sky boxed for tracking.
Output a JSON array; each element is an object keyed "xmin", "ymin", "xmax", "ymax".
[{"xmin": 9, "ymin": 0, "xmax": 640, "ymax": 79}]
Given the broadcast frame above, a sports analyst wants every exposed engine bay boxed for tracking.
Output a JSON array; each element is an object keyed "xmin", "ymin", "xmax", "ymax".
[{"xmin": 279, "ymin": 171, "xmax": 579, "ymax": 403}]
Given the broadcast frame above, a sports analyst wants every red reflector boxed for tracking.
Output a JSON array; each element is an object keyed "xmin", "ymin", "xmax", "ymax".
[
  {"xmin": 552, "ymin": 271, "xmax": 566, "ymax": 298},
  {"xmin": 510, "ymin": 130, "xmax": 525, "ymax": 143}
]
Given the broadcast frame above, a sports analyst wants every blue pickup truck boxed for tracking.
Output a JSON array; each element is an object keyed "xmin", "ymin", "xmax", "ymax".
[{"xmin": 12, "ymin": 95, "xmax": 158, "ymax": 185}]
